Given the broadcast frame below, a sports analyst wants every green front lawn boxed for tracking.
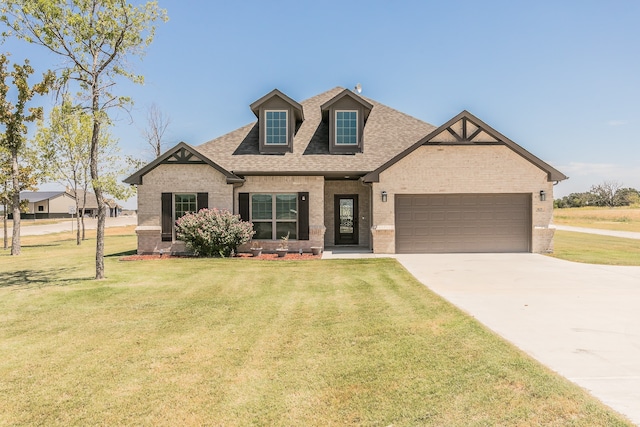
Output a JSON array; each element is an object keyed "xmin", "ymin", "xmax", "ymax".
[
  {"xmin": 551, "ymin": 230, "xmax": 640, "ymax": 266},
  {"xmin": 0, "ymin": 232, "xmax": 631, "ymax": 426}
]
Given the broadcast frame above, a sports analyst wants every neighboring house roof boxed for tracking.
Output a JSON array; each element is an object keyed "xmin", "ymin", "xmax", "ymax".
[
  {"xmin": 71, "ymin": 190, "xmax": 123, "ymax": 209},
  {"xmin": 363, "ymin": 110, "xmax": 569, "ymax": 183},
  {"xmin": 196, "ymin": 87, "xmax": 437, "ymax": 177},
  {"xmin": 19, "ymin": 191, "xmax": 70, "ymax": 203}
]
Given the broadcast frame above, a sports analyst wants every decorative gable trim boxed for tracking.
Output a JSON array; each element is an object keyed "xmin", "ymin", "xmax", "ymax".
[
  {"xmin": 428, "ymin": 113, "xmax": 502, "ymax": 144},
  {"xmin": 163, "ymin": 146, "xmax": 207, "ymax": 164},
  {"xmin": 124, "ymin": 141, "xmax": 244, "ymax": 185},
  {"xmin": 363, "ymin": 110, "xmax": 568, "ymax": 183}
]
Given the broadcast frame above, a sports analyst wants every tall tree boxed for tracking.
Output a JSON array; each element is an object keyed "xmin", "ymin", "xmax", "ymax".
[
  {"xmin": 2, "ymin": 1, "xmax": 168, "ymax": 277},
  {"xmin": 590, "ymin": 180, "xmax": 623, "ymax": 208},
  {"xmin": 35, "ymin": 99, "xmax": 91, "ymax": 244},
  {"xmin": 142, "ymin": 102, "xmax": 170, "ymax": 158},
  {"xmin": 0, "ymin": 54, "xmax": 53, "ymax": 255}
]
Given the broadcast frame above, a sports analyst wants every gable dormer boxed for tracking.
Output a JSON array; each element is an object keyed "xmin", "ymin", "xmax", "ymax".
[
  {"xmin": 250, "ymin": 89, "xmax": 304, "ymax": 154},
  {"xmin": 320, "ymin": 89, "xmax": 373, "ymax": 154}
]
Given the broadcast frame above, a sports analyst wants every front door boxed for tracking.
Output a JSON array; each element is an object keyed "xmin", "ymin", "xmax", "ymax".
[{"xmin": 335, "ymin": 195, "xmax": 358, "ymax": 245}]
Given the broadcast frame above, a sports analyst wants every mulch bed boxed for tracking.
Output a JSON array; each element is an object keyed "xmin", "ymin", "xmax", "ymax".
[{"xmin": 120, "ymin": 252, "xmax": 322, "ymax": 261}]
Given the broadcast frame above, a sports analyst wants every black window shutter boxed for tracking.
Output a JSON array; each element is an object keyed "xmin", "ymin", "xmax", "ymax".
[
  {"xmin": 298, "ymin": 192, "xmax": 309, "ymax": 240},
  {"xmin": 161, "ymin": 193, "xmax": 173, "ymax": 242},
  {"xmin": 197, "ymin": 192, "xmax": 208, "ymax": 211},
  {"xmin": 239, "ymin": 193, "xmax": 250, "ymax": 221}
]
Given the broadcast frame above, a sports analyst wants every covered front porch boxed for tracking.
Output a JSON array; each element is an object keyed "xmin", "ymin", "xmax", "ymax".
[{"xmin": 323, "ymin": 178, "xmax": 372, "ymax": 251}]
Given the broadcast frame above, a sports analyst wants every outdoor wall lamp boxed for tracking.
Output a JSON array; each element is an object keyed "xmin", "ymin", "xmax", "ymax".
[
  {"xmin": 381, "ymin": 191, "xmax": 388, "ymax": 202},
  {"xmin": 539, "ymin": 190, "xmax": 546, "ymax": 201}
]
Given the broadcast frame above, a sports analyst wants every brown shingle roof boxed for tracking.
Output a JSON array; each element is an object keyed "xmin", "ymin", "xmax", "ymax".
[{"xmin": 197, "ymin": 87, "xmax": 436, "ymax": 176}]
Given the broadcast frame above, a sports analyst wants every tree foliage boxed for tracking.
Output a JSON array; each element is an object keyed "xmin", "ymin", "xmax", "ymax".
[
  {"xmin": 2, "ymin": 0, "xmax": 167, "ymax": 275},
  {"xmin": 554, "ymin": 181, "xmax": 640, "ymax": 208},
  {"xmin": 0, "ymin": 53, "xmax": 53, "ymax": 255}
]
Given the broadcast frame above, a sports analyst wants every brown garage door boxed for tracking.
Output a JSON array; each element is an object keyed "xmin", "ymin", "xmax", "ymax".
[{"xmin": 395, "ymin": 194, "xmax": 531, "ymax": 253}]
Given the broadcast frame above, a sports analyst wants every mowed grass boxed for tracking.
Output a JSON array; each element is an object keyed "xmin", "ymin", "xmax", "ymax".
[
  {"xmin": 554, "ymin": 206, "xmax": 640, "ymax": 232},
  {"xmin": 0, "ymin": 232, "xmax": 632, "ymax": 426},
  {"xmin": 551, "ymin": 230, "xmax": 640, "ymax": 266}
]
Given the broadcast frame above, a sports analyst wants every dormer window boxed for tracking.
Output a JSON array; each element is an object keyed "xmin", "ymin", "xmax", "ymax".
[
  {"xmin": 265, "ymin": 110, "xmax": 288, "ymax": 145},
  {"xmin": 336, "ymin": 111, "xmax": 358, "ymax": 145},
  {"xmin": 321, "ymin": 89, "xmax": 373, "ymax": 154},
  {"xmin": 250, "ymin": 89, "xmax": 304, "ymax": 154}
]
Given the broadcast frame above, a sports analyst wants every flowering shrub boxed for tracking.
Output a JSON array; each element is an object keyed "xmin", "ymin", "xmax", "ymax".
[{"xmin": 175, "ymin": 208, "xmax": 254, "ymax": 257}]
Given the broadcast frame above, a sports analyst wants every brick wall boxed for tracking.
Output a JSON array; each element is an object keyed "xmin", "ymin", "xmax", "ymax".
[
  {"xmin": 234, "ymin": 175, "xmax": 326, "ymax": 253},
  {"xmin": 372, "ymin": 145, "xmax": 556, "ymax": 253},
  {"xmin": 135, "ymin": 163, "xmax": 233, "ymax": 254}
]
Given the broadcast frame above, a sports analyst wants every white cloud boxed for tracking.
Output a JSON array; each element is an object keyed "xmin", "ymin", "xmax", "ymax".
[
  {"xmin": 554, "ymin": 162, "xmax": 640, "ymax": 197},
  {"xmin": 607, "ymin": 120, "xmax": 628, "ymax": 126}
]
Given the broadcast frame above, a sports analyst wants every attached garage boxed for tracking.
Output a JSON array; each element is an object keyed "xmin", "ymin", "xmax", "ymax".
[{"xmin": 395, "ymin": 194, "xmax": 531, "ymax": 253}]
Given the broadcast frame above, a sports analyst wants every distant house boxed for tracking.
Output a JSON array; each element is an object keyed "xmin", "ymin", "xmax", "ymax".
[
  {"xmin": 126, "ymin": 86, "xmax": 567, "ymax": 255},
  {"xmin": 16, "ymin": 189, "xmax": 122, "ymax": 219}
]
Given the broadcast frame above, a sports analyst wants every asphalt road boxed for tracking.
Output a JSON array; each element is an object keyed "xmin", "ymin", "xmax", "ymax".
[{"xmin": 2, "ymin": 215, "xmax": 137, "ymax": 237}]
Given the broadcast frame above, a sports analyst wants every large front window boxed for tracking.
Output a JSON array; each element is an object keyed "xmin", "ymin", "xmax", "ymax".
[
  {"xmin": 265, "ymin": 110, "xmax": 288, "ymax": 145},
  {"xmin": 336, "ymin": 110, "xmax": 358, "ymax": 145},
  {"xmin": 251, "ymin": 194, "xmax": 297, "ymax": 239},
  {"xmin": 174, "ymin": 193, "xmax": 197, "ymax": 220}
]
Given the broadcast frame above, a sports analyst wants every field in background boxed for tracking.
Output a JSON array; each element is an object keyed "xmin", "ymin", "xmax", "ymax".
[{"xmin": 554, "ymin": 207, "xmax": 640, "ymax": 232}]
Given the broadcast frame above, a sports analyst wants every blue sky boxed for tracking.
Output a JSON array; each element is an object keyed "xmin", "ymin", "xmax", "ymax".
[{"xmin": 3, "ymin": 0, "xmax": 640, "ymax": 206}]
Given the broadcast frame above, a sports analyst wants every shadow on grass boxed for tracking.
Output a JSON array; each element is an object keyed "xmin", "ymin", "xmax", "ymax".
[
  {"xmin": 0, "ymin": 268, "xmax": 92, "ymax": 288},
  {"xmin": 105, "ymin": 249, "xmax": 137, "ymax": 258},
  {"xmin": 21, "ymin": 244, "xmax": 61, "ymax": 249}
]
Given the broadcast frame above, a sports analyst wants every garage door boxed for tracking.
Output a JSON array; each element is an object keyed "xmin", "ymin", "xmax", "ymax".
[{"xmin": 395, "ymin": 194, "xmax": 531, "ymax": 253}]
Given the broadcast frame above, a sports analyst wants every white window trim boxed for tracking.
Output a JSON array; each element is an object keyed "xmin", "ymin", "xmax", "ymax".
[
  {"xmin": 335, "ymin": 110, "xmax": 358, "ymax": 145},
  {"xmin": 265, "ymin": 110, "xmax": 288, "ymax": 145}
]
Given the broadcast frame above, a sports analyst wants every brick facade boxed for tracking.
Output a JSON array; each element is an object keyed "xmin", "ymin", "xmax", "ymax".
[
  {"xmin": 370, "ymin": 145, "xmax": 555, "ymax": 254},
  {"xmin": 126, "ymin": 90, "xmax": 566, "ymax": 257},
  {"xmin": 234, "ymin": 175, "xmax": 326, "ymax": 253},
  {"xmin": 135, "ymin": 163, "xmax": 233, "ymax": 254}
]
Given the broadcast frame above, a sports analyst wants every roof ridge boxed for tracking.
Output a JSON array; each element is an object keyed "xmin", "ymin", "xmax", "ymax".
[{"xmin": 361, "ymin": 94, "xmax": 435, "ymax": 128}]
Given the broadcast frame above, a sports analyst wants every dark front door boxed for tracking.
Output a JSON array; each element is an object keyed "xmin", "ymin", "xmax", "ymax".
[{"xmin": 335, "ymin": 195, "xmax": 358, "ymax": 245}]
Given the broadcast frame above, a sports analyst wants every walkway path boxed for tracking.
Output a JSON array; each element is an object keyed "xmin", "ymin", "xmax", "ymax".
[{"xmin": 555, "ymin": 224, "xmax": 640, "ymax": 240}]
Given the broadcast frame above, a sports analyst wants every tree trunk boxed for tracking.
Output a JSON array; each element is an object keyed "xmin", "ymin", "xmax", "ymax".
[
  {"xmin": 75, "ymin": 199, "xmax": 81, "ymax": 245},
  {"xmin": 81, "ymin": 188, "xmax": 88, "ymax": 241},
  {"xmin": 90, "ymin": 97, "xmax": 105, "ymax": 279},
  {"xmin": 3, "ymin": 200, "xmax": 7, "ymax": 250},
  {"xmin": 10, "ymin": 148, "xmax": 20, "ymax": 256}
]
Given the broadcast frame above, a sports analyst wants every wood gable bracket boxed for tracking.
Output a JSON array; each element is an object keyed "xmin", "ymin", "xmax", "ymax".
[
  {"xmin": 162, "ymin": 147, "xmax": 206, "ymax": 164},
  {"xmin": 430, "ymin": 117, "xmax": 502, "ymax": 145}
]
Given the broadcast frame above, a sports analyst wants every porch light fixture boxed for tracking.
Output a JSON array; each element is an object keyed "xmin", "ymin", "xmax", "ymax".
[
  {"xmin": 381, "ymin": 191, "xmax": 388, "ymax": 202},
  {"xmin": 539, "ymin": 190, "xmax": 546, "ymax": 201}
]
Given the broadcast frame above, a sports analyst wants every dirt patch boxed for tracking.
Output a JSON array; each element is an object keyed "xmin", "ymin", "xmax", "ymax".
[{"xmin": 120, "ymin": 252, "xmax": 322, "ymax": 261}]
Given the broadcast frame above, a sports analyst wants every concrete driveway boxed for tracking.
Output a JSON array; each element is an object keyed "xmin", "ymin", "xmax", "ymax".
[{"xmin": 396, "ymin": 253, "xmax": 640, "ymax": 425}]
